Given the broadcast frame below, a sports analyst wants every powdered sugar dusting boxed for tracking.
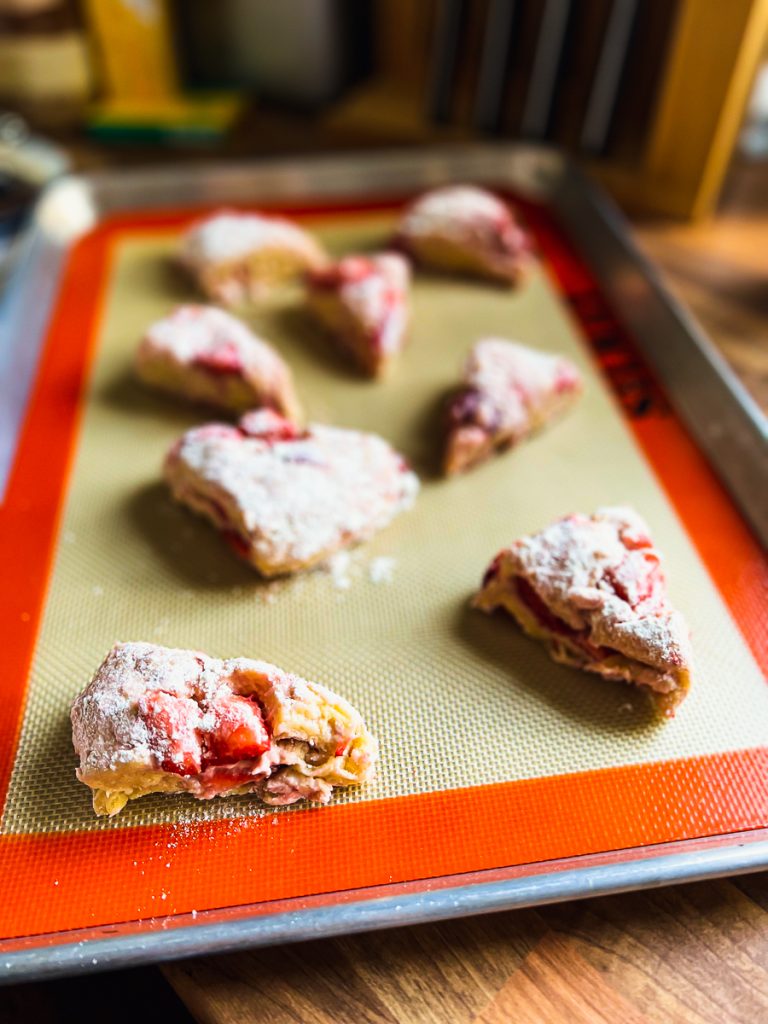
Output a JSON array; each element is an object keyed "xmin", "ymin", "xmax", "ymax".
[
  {"xmin": 396, "ymin": 185, "xmax": 532, "ymax": 284},
  {"xmin": 369, "ymin": 556, "xmax": 396, "ymax": 584},
  {"xmin": 400, "ymin": 186, "xmax": 511, "ymax": 240},
  {"xmin": 165, "ymin": 413, "xmax": 419, "ymax": 575},
  {"xmin": 71, "ymin": 642, "xmax": 379, "ymax": 815},
  {"xmin": 474, "ymin": 507, "xmax": 693, "ymax": 704},
  {"xmin": 138, "ymin": 305, "xmax": 281, "ymax": 375},
  {"xmin": 465, "ymin": 338, "xmax": 581, "ymax": 433},
  {"xmin": 307, "ymin": 252, "xmax": 410, "ymax": 365},
  {"xmin": 445, "ymin": 338, "xmax": 582, "ymax": 474},
  {"xmin": 135, "ymin": 305, "xmax": 299, "ymax": 418},
  {"xmin": 180, "ymin": 211, "xmax": 324, "ymax": 269},
  {"xmin": 327, "ymin": 550, "xmax": 353, "ymax": 590}
]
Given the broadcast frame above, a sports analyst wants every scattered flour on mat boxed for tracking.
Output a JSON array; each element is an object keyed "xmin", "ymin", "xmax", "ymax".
[
  {"xmin": 368, "ymin": 556, "xmax": 396, "ymax": 584},
  {"xmin": 325, "ymin": 551, "xmax": 397, "ymax": 590},
  {"xmin": 327, "ymin": 551, "xmax": 353, "ymax": 590}
]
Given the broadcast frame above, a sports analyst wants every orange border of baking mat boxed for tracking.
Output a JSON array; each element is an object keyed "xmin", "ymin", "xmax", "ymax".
[{"xmin": 0, "ymin": 197, "xmax": 765, "ymax": 941}]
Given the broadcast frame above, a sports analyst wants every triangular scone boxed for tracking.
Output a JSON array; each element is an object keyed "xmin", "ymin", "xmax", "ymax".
[
  {"xmin": 444, "ymin": 338, "xmax": 582, "ymax": 475},
  {"xmin": 179, "ymin": 210, "xmax": 328, "ymax": 305},
  {"xmin": 473, "ymin": 507, "xmax": 693, "ymax": 716},
  {"xmin": 135, "ymin": 305, "xmax": 302, "ymax": 419},
  {"xmin": 306, "ymin": 253, "xmax": 410, "ymax": 377},
  {"xmin": 164, "ymin": 409, "xmax": 419, "ymax": 576},
  {"xmin": 71, "ymin": 642, "xmax": 378, "ymax": 817},
  {"xmin": 394, "ymin": 185, "xmax": 533, "ymax": 285}
]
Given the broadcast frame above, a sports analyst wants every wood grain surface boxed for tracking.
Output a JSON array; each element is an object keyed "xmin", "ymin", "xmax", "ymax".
[
  {"xmin": 162, "ymin": 876, "xmax": 768, "ymax": 1023},
  {"xmin": 634, "ymin": 159, "xmax": 768, "ymax": 409}
]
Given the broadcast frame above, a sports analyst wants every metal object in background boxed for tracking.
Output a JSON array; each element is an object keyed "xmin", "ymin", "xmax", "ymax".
[
  {"xmin": 580, "ymin": 0, "xmax": 639, "ymax": 152},
  {"xmin": 433, "ymin": 0, "xmax": 677, "ymax": 156},
  {"xmin": 473, "ymin": 0, "xmax": 517, "ymax": 133},
  {"xmin": 174, "ymin": 0, "xmax": 373, "ymax": 108},
  {"xmin": 519, "ymin": 0, "xmax": 573, "ymax": 139},
  {"xmin": 5, "ymin": 833, "xmax": 768, "ymax": 983},
  {"xmin": 429, "ymin": 0, "xmax": 468, "ymax": 123}
]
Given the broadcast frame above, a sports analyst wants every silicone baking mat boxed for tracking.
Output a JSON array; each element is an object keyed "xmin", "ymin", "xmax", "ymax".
[{"xmin": 1, "ymin": 197, "xmax": 766, "ymax": 944}]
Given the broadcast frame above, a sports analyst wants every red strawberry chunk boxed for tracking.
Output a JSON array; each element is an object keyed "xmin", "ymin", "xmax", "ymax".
[
  {"xmin": 203, "ymin": 694, "xmax": 271, "ymax": 766},
  {"xmin": 191, "ymin": 424, "xmax": 242, "ymax": 443},
  {"xmin": 193, "ymin": 342, "xmax": 244, "ymax": 375},
  {"xmin": 481, "ymin": 552, "xmax": 503, "ymax": 588},
  {"xmin": 138, "ymin": 690, "xmax": 203, "ymax": 776},
  {"xmin": 222, "ymin": 529, "xmax": 251, "ymax": 560},
  {"xmin": 309, "ymin": 255, "xmax": 375, "ymax": 289},
  {"xmin": 514, "ymin": 577, "xmax": 611, "ymax": 660},
  {"xmin": 636, "ymin": 555, "xmax": 664, "ymax": 606}
]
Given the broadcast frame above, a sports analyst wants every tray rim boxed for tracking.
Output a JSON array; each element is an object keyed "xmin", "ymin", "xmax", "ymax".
[
  {"xmin": 1, "ymin": 143, "xmax": 766, "ymax": 982},
  {"xmin": 4, "ymin": 830, "xmax": 768, "ymax": 983}
]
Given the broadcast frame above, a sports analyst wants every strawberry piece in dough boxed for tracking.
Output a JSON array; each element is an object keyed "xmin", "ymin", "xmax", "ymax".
[
  {"xmin": 192, "ymin": 342, "xmax": 244, "ymax": 375},
  {"xmin": 309, "ymin": 255, "xmax": 375, "ymax": 288},
  {"xmin": 204, "ymin": 694, "xmax": 271, "ymax": 765},
  {"xmin": 138, "ymin": 690, "xmax": 203, "ymax": 776}
]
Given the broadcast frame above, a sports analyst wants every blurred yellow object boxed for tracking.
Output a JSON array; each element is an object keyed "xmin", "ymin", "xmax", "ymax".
[
  {"xmin": 0, "ymin": 32, "xmax": 90, "ymax": 101},
  {"xmin": 598, "ymin": 0, "xmax": 768, "ymax": 219},
  {"xmin": 82, "ymin": 0, "xmax": 243, "ymax": 141},
  {"xmin": 84, "ymin": 0, "xmax": 178, "ymax": 100}
]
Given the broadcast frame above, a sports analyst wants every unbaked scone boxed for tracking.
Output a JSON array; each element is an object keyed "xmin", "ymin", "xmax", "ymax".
[
  {"xmin": 473, "ymin": 507, "xmax": 693, "ymax": 716},
  {"xmin": 164, "ymin": 409, "xmax": 419, "ymax": 575},
  {"xmin": 135, "ymin": 304, "xmax": 301, "ymax": 419},
  {"xmin": 179, "ymin": 210, "xmax": 328, "ymax": 304},
  {"xmin": 444, "ymin": 338, "xmax": 582, "ymax": 475},
  {"xmin": 394, "ymin": 185, "xmax": 533, "ymax": 285},
  {"xmin": 306, "ymin": 252, "xmax": 410, "ymax": 377},
  {"xmin": 71, "ymin": 642, "xmax": 378, "ymax": 816}
]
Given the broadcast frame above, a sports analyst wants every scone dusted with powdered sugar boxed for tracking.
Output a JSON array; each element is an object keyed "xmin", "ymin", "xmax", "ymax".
[
  {"xmin": 179, "ymin": 210, "xmax": 328, "ymax": 305},
  {"xmin": 135, "ymin": 305, "xmax": 301, "ymax": 419},
  {"xmin": 71, "ymin": 642, "xmax": 378, "ymax": 816},
  {"xmin": 164, "ymin": 408, "xmax": 419, "ymax": 576},
  {"xmin": 473, "ymin": 508, "xmax": 693, "ymax": 716},
  {"xmin": 444, "ymin": 338, "xmax": 582, "ymax": 475},
  {"xmin": 306, "ymin": 252, "xmax": 410, "ymax": 377},
  {"xmin": 394, "ymin": 185, "xmax": 533, "ymax": 285}
]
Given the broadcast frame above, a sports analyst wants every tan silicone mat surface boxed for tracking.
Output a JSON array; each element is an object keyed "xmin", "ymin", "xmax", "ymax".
[{"xmin": 4, "ymin": 212, "xmax": 768, "ymax": 835}]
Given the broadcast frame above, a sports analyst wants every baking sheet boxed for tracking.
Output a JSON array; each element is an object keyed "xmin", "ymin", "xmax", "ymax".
[
  {"xmin": 0, "ymin": 149, "xmax": 766, "ymax": 979},
  {"xmin": 4, "ymin": 211, "xmax": 767, "ymax": 836}
]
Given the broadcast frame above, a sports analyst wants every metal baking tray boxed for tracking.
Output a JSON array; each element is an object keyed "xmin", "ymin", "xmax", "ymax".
[{"xmin": 1, "ymin": 145, "xmax": 766, "ymax": 981}]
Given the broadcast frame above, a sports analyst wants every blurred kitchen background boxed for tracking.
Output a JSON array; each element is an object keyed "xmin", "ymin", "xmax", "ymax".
[{"xmin": 1, "ymin": 0, "xmax": 768, "ymax": 400}]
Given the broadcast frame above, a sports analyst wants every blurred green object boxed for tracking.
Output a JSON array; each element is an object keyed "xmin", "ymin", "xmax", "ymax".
[
  {"xmin": 82, "ymin": 0, "xmax": 244, "ymax": 144},
  {"xmin": 86, "ymin": 93, "xmax": 245, "ymax": 144}
]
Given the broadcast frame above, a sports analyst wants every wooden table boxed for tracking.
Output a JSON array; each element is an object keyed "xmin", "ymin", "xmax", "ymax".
[
  {"xmin": 634, "ymin": 158, "xmax": 768, "ymax": 411},
  {"xmin": 3, "ymin": 158, "xmax": 767, "ymax": 1024}
]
